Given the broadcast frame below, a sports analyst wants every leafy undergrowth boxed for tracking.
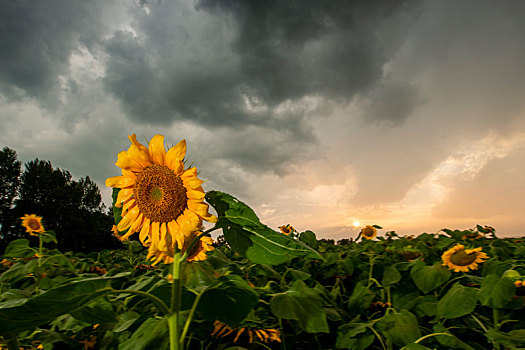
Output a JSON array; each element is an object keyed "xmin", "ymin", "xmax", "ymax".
[{"xmin": 2, "ymin": 200, "xmax": 525, "ymax": 350}]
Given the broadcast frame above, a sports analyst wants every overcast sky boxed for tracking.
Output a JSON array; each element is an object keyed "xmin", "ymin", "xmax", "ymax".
[{"xmin": 1, "ymin": 0, "xmax": 524, "ymax": 239}]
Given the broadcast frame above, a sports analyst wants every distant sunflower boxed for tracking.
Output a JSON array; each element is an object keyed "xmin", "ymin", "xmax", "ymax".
[
  {"xmin": 20, "ymin": 214, "xmax": 45, "ymax": 236},
  {"xmin": 211, "ymin": 321, "xmax": 281, "ymax": 344},
  {"xmin": 361, "ymin": 225, "xmax": 377, "ymax": 240},
  {"xmin": 279, "ymin": 224, "xmax": 294, "ymax": 235},
  {"xmin": 106, "ymin": 134, "xmax": 217, "ymax": 264},
  {"xmin": 441, "ymin": 244, "xmax": 488, "ymax": 272}
]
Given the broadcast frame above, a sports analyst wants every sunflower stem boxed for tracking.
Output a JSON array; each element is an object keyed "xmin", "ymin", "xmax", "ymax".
[
  {"xmin": 112, "ymin": 289, "xmax": 170, "ymax": 315},
  {"xmin": 38, "ymin": 233, "xmax": 43, "ymax": 267},
  {"xmin": 180, "ymin": 290, "xmax": 204, "ymax": 345},
  {"xmin": 493, "ymin": 308, "xmax": 501, "ymax": 350},
  {"xmin": 368, "ymin": 255, "xmax": 375, "ymax": 288},
  {"xmin": 169, "ymin": 252, "xmax": 183, "ymax": 350}
]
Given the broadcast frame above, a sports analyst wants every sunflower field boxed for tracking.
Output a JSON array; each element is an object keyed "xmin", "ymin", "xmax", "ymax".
[{"xmin": 1, "ymin": 135, "xmax": 525, "ymax": 350}]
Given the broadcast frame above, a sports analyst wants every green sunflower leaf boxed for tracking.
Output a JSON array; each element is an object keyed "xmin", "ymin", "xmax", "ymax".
[
  {"xmin": 410, "ymin": 260, "xmax": 451, "ymax": 294},
  {"xmin": 477, "ymin": 274, "xmax": 515, "ymax": 309},
  {"xmin": 118, "ymin": 317, "xmax": 169, "ymax": 350},
  {"xmin": 376, "ymin": 310, "xmax": 421, "ymax": 347},
  {"xmin": 3, "ymin": 238, "xmax": 35, "ymax": 258},
  {"xmin": 0, "ymin": 274, "xmax": 126, "ymax": 336},
  {"xmin": 436, "ymin": 282, "xmax": 477, "ymax": 319},
  {"xmin": 270, "ymin": 280, "xmax": 329, "ymax": 333},
  {"xmin": 206, "ymin": 191, "xmax": 323, "ymax": 265},
  {"xmin": 197, "ymin": 274, "xmax": 258, "ymax": 326}
]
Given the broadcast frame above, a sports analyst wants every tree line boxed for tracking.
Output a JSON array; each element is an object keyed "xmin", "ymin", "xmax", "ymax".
[{"xmin": 0, "ymin": 146, "xmax": 122, "ymax": 253}]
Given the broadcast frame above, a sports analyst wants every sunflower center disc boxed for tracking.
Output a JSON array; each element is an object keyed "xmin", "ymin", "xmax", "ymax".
[
  {"xmin": 28, "ymin": 220, "xmax": 40, "ymax": 230},
  {"xmin": 450, "ymin": 250, "xmax": 477, "ymax": 266},
  {"xmin": 134, "ymin": 164, "xmax": 188, "ymax": 223},
  {"xmin": 363, "ymin": 228, "xmax": 375, "ymax": 237}
]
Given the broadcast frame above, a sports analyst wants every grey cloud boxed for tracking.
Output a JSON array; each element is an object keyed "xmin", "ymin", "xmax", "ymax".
[
  {"xmin": 356, "ymin": 80, "xmax": 421, "ymax": 125},
  {"xmin": 103, "ymin": 0, "xmax": 419, "ymax": 128},
  {"xmin": 0, "ymin": 0, "xmax": 107, "ymax": 108}
]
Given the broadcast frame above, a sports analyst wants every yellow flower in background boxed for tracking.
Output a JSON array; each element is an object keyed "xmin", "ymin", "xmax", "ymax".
[
  {"xmin": 106, "ymin": 134, "xmax": 217, "ymax": 265},
  {"xmin": 361, "ymin": 225, "xmax": 377, "ymax": 240},
  {"xmin": 20, "ymin": 214, "xmax": 45, "ymax": 236},
  {"xmin": 279, "ymin": 224, "xmax": 294, "ymax": 235},
  {"xmin": 186, "ymin": 234, "xmax": 214, "ymax": 262},
  {"xmin": 211, "ymin": 321, "xmax": 281, "ymax": 344},
  {"xmin": 441, "ymin": 244, "xmax": 488, "ymax": 272},
  {"xmin": 148, "ymin": 231, "xmax": 215, "ymax": 264}
]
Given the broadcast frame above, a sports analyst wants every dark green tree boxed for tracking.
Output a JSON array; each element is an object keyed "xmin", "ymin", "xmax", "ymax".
[
  {"xmin": 8, "ymin": 158, "xmax": 121, "ymax": 252},
  {"xmin": 0, "ymin": 147, "xmax": 21, "ymax": 240}
]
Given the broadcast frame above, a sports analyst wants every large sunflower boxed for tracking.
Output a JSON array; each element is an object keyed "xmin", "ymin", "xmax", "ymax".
[
  {"xmin": 20, "ymin": 214, "xmax": 45, "ymax": 236},
  {"xmin": 441, "ymin": 244, "xmax": 488, "ymax": 272},
  {"xmin": 106, "ymin": 134, "xmax": 217, "ymax": 264},
  {"xmin": 361, "ymin": 225, "xmax": 377, "ymax": 240}
]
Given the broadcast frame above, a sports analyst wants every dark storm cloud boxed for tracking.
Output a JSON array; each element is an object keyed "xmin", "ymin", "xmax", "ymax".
[
  {"xmin": 0, "ymin": 0, "xmax": 106, "ymax": 107},
  {"xmin": 356, "ymin": 79, "xmax": 421, "ymax": 125},
  {"xmin": 103, "ymin": 0, "xmax": 419, "ymax": 130}
]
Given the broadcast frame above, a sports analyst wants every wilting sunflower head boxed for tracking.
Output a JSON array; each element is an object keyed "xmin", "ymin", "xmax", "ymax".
[
  {"xmin": 20, "ymin": 214, "xmax": 45, "ymax": 236},
  {"xmin": 441, "ymin": 244, "xmax": 489, "ymax": 272},
  {"xmin": 211, "ymin": 321, "xmax": 281, "ymax": 344},
  {"xmin": 361, "ymin": 225, "xmax": 377, "ymax": 240},
  {"xmin": 279, "ymin": 224, "xmax": 294, "ymax": 235},
  {"xmin": 106, "ymin": 134, "xmax": 218, "ymax": 264}
]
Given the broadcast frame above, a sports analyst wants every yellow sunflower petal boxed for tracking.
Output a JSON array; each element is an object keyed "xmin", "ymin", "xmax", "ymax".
[
  {"xmin": 151, "ymin": 221, "xmax": 161, "ymax": 247},
  {"xmin": 114, "ymin": 188, "xmax": 133, "ymax": 208},
  {"xmin": 139, "ymin": 218, "xmax": 151, "ymax": 246},
  {"xmin": 117, "ymin": 206, "xmax": 140, "ymax": 231},
  {"xmin": 129, "ymin": 213, "xmax": 144, "ymax": 234},
  {"xmin": 176, "ymin": 209, "xmax": 202, "ymax": 237},
  {"xmin": 184, "ymin": 177, "xmax": 204, "ymax": 190},
  {"xmin": 234, "ymin": 328, "xmax": 245, "ymax": 343},
  {"xmin": 181, "ymin": 167, "xmax": 197, "ymax": 180},
  {"xmin": 159, "ymin": 223, "xmax": 168, "ymax": 251},
  {"xmin": 165, "ymin": 139, "xmax": 186, "ymax": 173},
  {"xmin": 127, "ymin": 136, "xmax": 153, "ymax": 168},
  {"xmin": 121, "ymin": 199, "xmax": 135, "ymax": 216},
  {"xmin": 167, "ymin": 220, "xmax": 185, "ymax": 249},
  {"xmin": 149, "ymin": 135, "xmax": 166, "ymax": 165},
  {"xmin": 105, "ymin": 175, "xmax": 135, "ymax": 188},
  {"xmin": 187, "ymin": 187, "xmax": 205, "ymax": 200},
  {"xmin": 115, "ymin": 151, "xmax": 143, "ymax": 172},
  {"xmin": 121, "ymin": 169, "xmax": 136, "ymax": 179},
  {"xmin": 188, "ymin": 200, "xmax": 212, "ymax": 218}
]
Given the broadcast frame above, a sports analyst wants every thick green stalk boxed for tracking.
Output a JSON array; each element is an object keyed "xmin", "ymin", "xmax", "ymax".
[
  {"xmin": 493, "ymin": 308, "xmax": 500, "ymax": 350},
  {"xmin": 169, "ymin": 252, "xmax": 183, "ymax": 350},
  {"xmin": 38, "ymin": 233, "xmax": 43, "ymax": 267},
  {"xmin": 180, "ymin": 290, "xmax": 204, "ymax": 344}
]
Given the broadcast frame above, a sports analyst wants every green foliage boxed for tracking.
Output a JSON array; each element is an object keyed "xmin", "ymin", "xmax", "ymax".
[
  {"xmin": 478, "ymin": 274, "xmax": 516, "ymax": 308},
  {"xmin": 206, "ymin": 191, "xmax": 322, "ymax": 265},
  {"xmin": 0, "ymin": 213, "xmax": 523, "ymax": 349},
  {"xmin": 410, "ymin": 260, "xmax": 451, "ymax": 294},
  {"xmin": 436, "ymin": 283, "xmax": 477, "ymax": 319},
  {"xmin": 299, "ymin": 230, "xmax": 319, "ymax": 249},
  {"xmin": 376, "ymin": 310, "xmax": 421, "ymax": 347},
  {"xmin": 0, "ymin": 274, "xmax": 126, "ymax": 336},
  {"xmin": 118, "ymin": 317, "xmax": 169, "ymax": 350},
  {"xmin": 270, "ymin": 280, "xmax": 329, "ymax": 333},
  {"xmin": 3, "ymin": 238, "xmax": 35, "ymax": 258},
  {"xmin": 197, "ymin": 274, "xmax": 259, "ymax": 325}
]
